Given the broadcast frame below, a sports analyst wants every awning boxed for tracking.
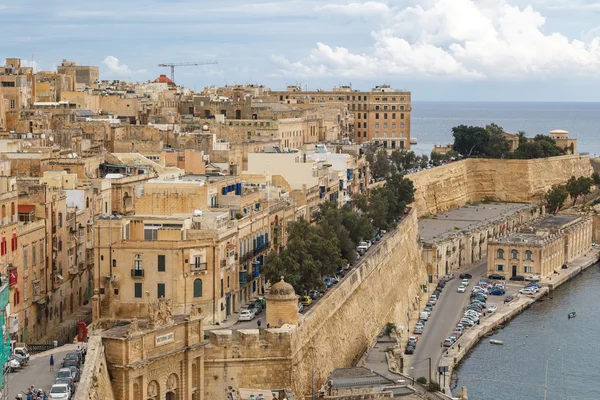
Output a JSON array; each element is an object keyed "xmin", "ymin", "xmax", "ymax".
[{"xmin": 55, "ymin": 274, "xmax": 64, "ymax": 281}]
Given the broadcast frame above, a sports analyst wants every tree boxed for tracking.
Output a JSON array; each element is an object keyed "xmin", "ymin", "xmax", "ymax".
[
  {"xmin": 566, "ymin": 176, "xmax": 593, "ymax": 205},
  {"xmin": 512, "ymin": 135, "xmax": 565, "ymax": 159},
  {"xmin": 517, "ymin": 131, "xmax": 527, "ymax": 145},
  {"xmin": 418, "ymin": 155, "xmax": 429, "ymax": 169},
  {"xmin": 365, "ymin": 146, "xmax": 376, "ymax": 165},
  {"xmin": 592, "ymin": 172, "xmax": 600, "ymax": 186},
  {"xmin": 262, "ymin": 219, "xmax": 345, "ymax": 294},
  {"xmin": 451, "ymin": 125, "xmax": 489, "ymax": 157},
  {"xmin": 544, "ymin": 185, "xmax": 568, "ymax": 214},
  {"xmin": 484, "ymin": 130, "xmax": 510, "ymax": 159},
  {"xmin": 390, "ymin": 149, "xmax": 418, "ymax": 172},
  {"xmin": 371, "ymin": 149, "xmax": 391, "ymax": 179}
]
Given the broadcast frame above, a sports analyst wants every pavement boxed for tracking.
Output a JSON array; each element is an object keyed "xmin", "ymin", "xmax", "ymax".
[{"xmin": 7, "ymin": 344, "xmax": 80, "ymax": 399}]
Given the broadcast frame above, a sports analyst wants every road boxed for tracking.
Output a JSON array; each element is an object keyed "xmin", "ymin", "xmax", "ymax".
[
  {"xmin": 409, "ymin": 260, "xmax": 487, "ymax": 380},
  {"xmin": 7, "ymin": 344, "xmax": 79, "ymax": 399}
]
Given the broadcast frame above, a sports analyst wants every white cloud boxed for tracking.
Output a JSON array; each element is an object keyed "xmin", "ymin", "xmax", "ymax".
[
  {"xmin": 274, "ymin": 0, "xmax": 600, "ymax": 80},
  {"xmin": 103, "ymin": 56, "xmax": 146, "ymax": 76}
]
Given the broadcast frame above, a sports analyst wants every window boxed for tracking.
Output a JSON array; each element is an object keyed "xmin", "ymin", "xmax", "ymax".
[
  {"xmin": 23, "ymin": 248, "xmax": 27, "ymax": 269},
  {"xmin": 363, "ymin": 122, "xmax": 367, "ymax": 129},
  {"xmin": 392, "ymin": 113, "xmax": 396, "ymax": 119},
  {"xmin": 392, "ymin": 106, "xmax": 396, "ymax": 110},
  {"xmin": 383, "ymin": 123, "xmax": 388, "ymax": 128},
  {"xmin": 9, "ymin": 99, "xmax": 15, "ymax": 109},
  {"xmin": 1, "ymin": 82, "xmax": 15, "ymax": 87},
  {"xmin": 357, "ymin": 122, "xmax": 361, "ymax": 128},
  {"xmin": 375, "ymin": 123, "xmax": 379, "ymax": 129},
  {"xmin": 401, "ymin": 113, "xmax": 405, "ymax": 119},
  {"xmin": 32, "ymin": 245, "xmax": 36, "ymax": 265},
  {"xmin": 525, "ymin": 251, "xmax": 533, "ymax": 261},
  {"xmin": 1, "ymin": 237, "xmax": 6, "ymax": 256},
  {"xmin": 220, "ymin": 279, "xmax": 224, "ymax": 297},
  {"xmin": 400, "ymin": 122, "xmax": 405, "ymax": 128},
  {"xmin": 375, "ymin": 113, "xmax": 379, "ymax": 119},
  {"xmin": 58, "ymin": 213, "xmax": 63, "ymax": 228},
  {"xmin": 134, "ymin": 283, "xmax": 142, "ymax": 298},
  {"xmin": 375, "ymin": 105, "xmax": 380, "ymax": 110},
  {"xmin": 511, "ymin": 249, "xmax": 519, "ymax": 260},
  {"xmin": 157, "ymin": 283, "xmax": 165, "ymax": 298},
  {"xmin": 401, "ymin": 105, "xmax": 405, "ymax": 110},
  {"xmin": 384, "ymin": 113, "xmax": 388, "ymax": 119},
  {"xmin": 11, "ymin": 234, "xmax": 17, "ymax": 251},
  {"xmin": 134, "ymin": 259, "xmax": 142, "ymax": 270},
  {"xmin": 144, "ymin": 227, "xmax": 158, "ymax": 241},
  {"xmin": 496, "ymin": 265, "xmax": 504, "ymax": 271},
  {"xmin": 194, "ymin": 279, "xmax": 203, "ymax": 298},
  {"xmin": 524, "ymin": 266, "xmax": 533, "ymax": 273},
  {"xmin": 157, "ymin": 255, "xmax": 166, "ymax": 272},
  {"xmin": 496, "ymin": 249, "xmax": 504, "ymax": 259},
  {"xmin": 363, "ymin": 113, "xmax": 366, "ymax": 119}
]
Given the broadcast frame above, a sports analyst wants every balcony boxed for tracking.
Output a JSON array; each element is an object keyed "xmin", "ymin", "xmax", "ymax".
[
  {"xmin": 7, "ymin": 267, "xmax": 17, "ymax": 287},
  {"xmin": 32, "ymin": 280, "xmax": 43, "ymax": 301},
  {"xmin": 252, "ymin": 262, "xmax": 261, "ymax": 279},
  {"xmin": 253, "ymin": 241, "xmax": 270, "ymax": 256},
  {"xmin": 239, "ymin": 270, "xmax": 248, "ymax": 287},
  {"xmin": 131, "ymin": 269, "xmax": 144, "ymax": 278},
  {"xmin": 190, "ymin": 262, "xmax": 207, "ymax": 272}
]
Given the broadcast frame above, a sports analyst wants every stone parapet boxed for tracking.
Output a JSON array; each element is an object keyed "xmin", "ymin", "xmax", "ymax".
[{"xmin": 74, "ymin": 335, "xmax": 115, "ymax": 400}]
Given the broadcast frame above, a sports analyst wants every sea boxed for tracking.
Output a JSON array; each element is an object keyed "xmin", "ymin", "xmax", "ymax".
[
  {"xmin": 452, "ymin": 265, "xmax": 600, "ymax": 400},
  {"xmin": 410, "ymin": 102, "xmax": 600, "ymax": 158}
]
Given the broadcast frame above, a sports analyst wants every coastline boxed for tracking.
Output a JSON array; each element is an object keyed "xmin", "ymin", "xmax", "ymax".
[{"xmin": 440, "ymin": 249, "xmax": 600, "ymax": 395}]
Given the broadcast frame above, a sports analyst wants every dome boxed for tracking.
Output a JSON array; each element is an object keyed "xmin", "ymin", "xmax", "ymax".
[
  {"xmin": 154, "ymin": 74, "xmax": 175, "ymax": 86},
  {"xmin": 267, "ymin": 276, "xmax": 295, "ymax": 298}
]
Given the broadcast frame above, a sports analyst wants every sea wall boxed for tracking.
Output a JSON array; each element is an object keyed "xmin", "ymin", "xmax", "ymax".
[
  {"xmin": 409, "ymin": 155, "xmax": 593, "ymax": 217},
  {"xmin": 290, "ymin": 208, "xmax": 427, "ymax": 396},
  {"xmin": 74, "ymin": 335, "xmax": 115, "ymax": 400}
]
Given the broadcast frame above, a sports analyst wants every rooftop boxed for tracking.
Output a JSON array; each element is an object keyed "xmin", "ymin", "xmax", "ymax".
[
  {"xmin": 534, "ymin": 215, "xmax": 579, "ymax": 229},
  {"xmin": 419, "ymin": 202, "xmax": 538, "ymax": 242},
  {"xmin": 491, "ymin": 232, "xmax": 543, "ymax": 245},
  {"xmin": 101, "ymin": 315, "xmax": 189, "ymax": 338}
]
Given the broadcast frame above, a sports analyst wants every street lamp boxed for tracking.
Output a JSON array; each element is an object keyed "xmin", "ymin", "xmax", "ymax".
[{"xmin": 410, "ymin": 357, "xmax": 432, "ymax": 385}]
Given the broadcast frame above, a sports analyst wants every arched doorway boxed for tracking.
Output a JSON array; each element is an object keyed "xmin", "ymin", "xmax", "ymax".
[
  {"xmin": 166, "ymin": 373, "xmax": 178, "ymax": 400},
  {"xmin": 166, "ymin": 393, "xmax": 176, "ymax": 400},
  {"xmin": 147, "ymin": 380, "xmax": 159, "ymax": 400}
]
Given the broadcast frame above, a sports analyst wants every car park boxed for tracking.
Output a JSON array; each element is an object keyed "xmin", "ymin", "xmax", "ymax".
[
  {"xmin": 239, "ymin": 309, "xmax": 255, "ymax": 321},
  {"xmin": 510, "ymin": 275, "xmax": 525, "ymax": 281}
]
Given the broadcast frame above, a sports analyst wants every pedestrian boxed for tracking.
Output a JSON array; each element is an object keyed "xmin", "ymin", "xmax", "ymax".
[
  {"xmin": 43, "ymin": 393, "xmax": 48, "ymax": 400},
  {"xmin": 53, "ymin": 339, "xmax": 58, "ymax": 348},
  {"xmin": 458, "ymin": 344, "xmax": 461, "ymax": 351},
  {"xmin": 266, "ymin": 323, "xmax": 270, "ymax": 329},
  {"xmin": 257, "ymin": 318, "xmax": 262, "ymax": 328},
  {"xmin": 440, "ymin": 341, "xmax": 443, "ymax": 348},
  {"xmin": 50, "ymin": 354, "xmax": 54, "ymax": 371}
]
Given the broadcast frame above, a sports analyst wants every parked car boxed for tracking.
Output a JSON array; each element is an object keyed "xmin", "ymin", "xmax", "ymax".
[
  {"xmin": 525, "ymin": 275, "xmax": 541, "ymax": 282},
  {"xmin": 297, "ymin": 302, "xmax": 304, "ymax": 313},
  {"xmin": 62, "ymin": 353, "xmax": 80, "ymax": 368},
  {"xmin": 420, "ymin": 312, "xmax": 429, "ymax": 321},
  {"xmin": 459, "ymin": 319, "xmax": 475, "ymax": 327},
  {"xmin": 323, "ymin": 277, "xmax": 334, "ymax": 288},
  {"xmin": 300, "ymin": 296, "xmax": 312, "ymax": 306},
  {"xmin": 459, "ymin": 273, "xmax": 472, "ymax": 279},
  {"xmin": 49, "ymin": 383, "xmax": 71, "ymax": 400},
  {"xmin": 562, "ymin": 264, "xmax": 569, "ymax": 269},
  {"xmin": 408, "ymin": 337, "xmax": 418, "ymax": 347},
  {"xmin": 519, "ymin": 288, "xmax": 535, "ymax": 295},
  {"xmin": 336, "ymin": 267, "xmax": 346, "ymax": 276},
  {"xmin": 429, "ymin": 295, "xmax": 438, "ymax": 305},
  {"xmin": 309, "ymin": 290, "xmax": 320, "ymax": 300},
  {"xmin": 457, "ymin": 285, "xmax": 466, "ymax": 293},
  {"xmin": 414, "ymin": 324, "xmax": 424, "ymax": 334},
  {"xmin": 461, "ymin": 279, "xmax": 469, "ymax": 287},
  {"xmin": 449, "ymin": 334, "xmax": 458, "ymax": 343},
  {"xmin": 4, "ymin": 358, "xmax": 19, "ymax": 373},
  {"xmin": 526, "ymin": 282, "xmax": 542, "ymax": 289},
  {"xmin": 490, "ymin": 288, "xmax": 505, "ymax": 296},
  {"xmin": 510, "ymin": 275, "xmax": 525, "ymax": 281},
  {"xmin": 504, "ymin": 295, "xmax": 514, "ymax": 303},
  {"xmin": 239, "ymin": 309, "xmax": 255, "ymax": 321},
  {"xmin": 66, "ymin": 365, "xmax": 80, "ymax": 382},
  {"xmin": 330, "ymin": 275, "xmax": 340, "ymax": 284},
  {"xmin": 55, "ymin": 377, "xmax": 75, "ymax": 394},
  {"xmin": 446, "ymin": 274, "xmax": 456, "ymax": 280},
  {"xmin": 443, "ymin": 339, "xmax": 454, "ymax": 347},
  {"xmin": 487, "ymin": 305, "xmax": 498, "ymax": 313},
  {"xmin": 405, "ymin": 345, "xmax": 415, "ymax": 355},
  {"xmin": 488, "ymin": 274, "xmax": 505, "ymax": 280}
]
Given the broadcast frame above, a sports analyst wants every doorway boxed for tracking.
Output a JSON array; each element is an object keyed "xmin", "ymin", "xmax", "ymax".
[
  {"xmin": 512, "ymin": 265, "xmax": 517, "ymax": 278},
  {"xmin": 166, "ymin": 392, "xmax": 176, "ymax": 400}
]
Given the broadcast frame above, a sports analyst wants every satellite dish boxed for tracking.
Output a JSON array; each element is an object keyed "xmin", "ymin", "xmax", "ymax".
[
  {"xmin": 49, "ymin": 137, "xmax": 54, "ymax": 142},
  {"xmin": 67, "ymin": 154, "xmax": 73, "ymax": 159},
  {"xmin": 41, "ymin": 134, "xmax": 46, "ymax": 139},
  {"xmin": 72, "ymin": 153, "xmax": 77, "ymax": 158}
]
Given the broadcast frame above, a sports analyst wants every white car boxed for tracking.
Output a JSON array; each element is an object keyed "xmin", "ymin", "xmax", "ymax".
[
  {"xmin": 462, "ymin": 279, "xmax": 469, "ymax": 286},
  {"xmin": 238, "ymin": 309, "xmax": 255, "ymax": 321},
  {"xmin": 465, "ymin": 310, "xmax": 481, "ymax": 318},
  {"xmin": 49, "ymin": 383, "xmax": 71, "ymax": 400},
  {"xmin": 457, "ymin": 285, "xmax": 466, "ymax": 293},
  {"xmin": 525, "ymin": 275, "xmax": 540, "ymax": 282},
  {"xmin": 487, "ymin": 305, "xmax": 497, "ymax": 313},
  {"xmin": 519, "ymin": 288, "xmax": 534, "ymax": 295}
]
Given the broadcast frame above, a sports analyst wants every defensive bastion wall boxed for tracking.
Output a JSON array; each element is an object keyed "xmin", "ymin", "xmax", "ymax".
[
  {"xmin": 289, "ymin": 208, "xmax": 427, "ymax": 396},
  {"xmin": 409, "ymin": 155, "xmax": 593, "ymax": 217}
]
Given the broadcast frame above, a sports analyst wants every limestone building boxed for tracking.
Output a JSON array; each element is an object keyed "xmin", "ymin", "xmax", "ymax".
[
  {"xmin": 267, "ymin": 85, "xmax": 411, "ymax": 148},
  {"xmin": 265, "ymin": 277, "xmax": 297, "ymax": 328},
  {"xmin": 487, "ymin": 215, "xmax": 592, "ymax": 279}
]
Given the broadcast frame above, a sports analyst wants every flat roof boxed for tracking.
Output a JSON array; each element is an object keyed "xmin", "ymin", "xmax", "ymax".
[
  {"xmin": 534, "ymin": 216, "xmax": 579, "ymax": 228},
  {"xmin": 491, "ymin": 232, "xmax": 541, "ymax": 245},
  {"xmin": 419, "ymin": 203, "xmax": 537, "ymax": 242}
]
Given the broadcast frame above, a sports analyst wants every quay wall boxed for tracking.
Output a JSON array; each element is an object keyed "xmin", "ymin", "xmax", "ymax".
[
  {"xmin": 290, "ymin": 208, "xmax": 427, "ymax": 396},
  {"xmin": 74, "ymin": 335, "xmax": 115, "ymax": 400},
  {"xmin": 409, "ymin": 155, "xmax": 592, "ymax": 217}
]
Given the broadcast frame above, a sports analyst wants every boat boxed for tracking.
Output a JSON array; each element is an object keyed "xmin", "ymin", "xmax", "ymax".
[
  {"xmin": 490, "ymin": 339, "xmax": 504, "ymax": 345},
  {"xmin": 568, "ymin": 312, "xmax": 577, "ymax": 319}
]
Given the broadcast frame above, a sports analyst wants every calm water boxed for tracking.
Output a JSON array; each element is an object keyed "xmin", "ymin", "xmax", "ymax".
[
  {"xmin": 410, "ymin": 102, "xmax": 600, "ymax": 157},
  {"xmin": 453, "ymin": 265, "xmax": 600, "ymax": 400}
]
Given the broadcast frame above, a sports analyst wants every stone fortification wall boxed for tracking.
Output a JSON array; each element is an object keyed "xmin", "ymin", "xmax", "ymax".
[
  {"xmin": 204, "ymin": 328, "xmax": 294, "ymax": 399},
  {"xmin": 74, "ymin": 335, "xmax": 115, "ymax": 400},
  {"xmin": 409, "ymin": 155, "xmax": 592, "ymax": 217},
  {"xmin": 290, "ymin": 209, "xmax": 427, "ymax": 395}
]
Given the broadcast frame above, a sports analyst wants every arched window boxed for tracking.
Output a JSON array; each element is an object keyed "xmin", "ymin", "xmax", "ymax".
[
  {"xmin": 86, "ymin": 197, "xmax": 90, "ymax": 208},
  {"xmin": 193, "ymin": 279, "xmax": 203, "ymax": 298},
  {"xmin": 1, "ymin": 204, "xmax": 5, "ymax": 219},
  {"xmin": 525, "ymin": 250, "xmax": 533, "ymax": 261},
  {"xmin": 10, "ymin": 202, "xmax": 15, "ymax": 219},
  {"xmin": 496, "ymin": 249, "xmax": 504, "ymax": 259},
  {"xmin": 511, "ymin": 249, "xmax": 518, "ymax": 260}
]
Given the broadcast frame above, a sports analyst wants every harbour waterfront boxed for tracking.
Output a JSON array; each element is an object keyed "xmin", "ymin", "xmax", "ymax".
[
  {"xmin": 452, "ymin": 264, "xmax": 600, "ymax": 400},
  {"xmin": 411, "ymin": 102, "xmax": 600, "ymax": 157}
]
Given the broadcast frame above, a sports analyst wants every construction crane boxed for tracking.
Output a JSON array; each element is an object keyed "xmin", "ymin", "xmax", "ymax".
[{"xmin": 157, "ymin": 61, "xmax": 218, "ymax": 84}]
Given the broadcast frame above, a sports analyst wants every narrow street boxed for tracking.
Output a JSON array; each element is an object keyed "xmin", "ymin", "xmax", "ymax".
[{"xmin": 408, "ymin": 260, "xmax": 487, "ymax": 380}]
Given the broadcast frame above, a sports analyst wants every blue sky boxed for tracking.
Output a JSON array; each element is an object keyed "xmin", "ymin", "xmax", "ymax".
[{"xmin": 3, "ymin": 0, "xmax": 600, "ymax": 101}]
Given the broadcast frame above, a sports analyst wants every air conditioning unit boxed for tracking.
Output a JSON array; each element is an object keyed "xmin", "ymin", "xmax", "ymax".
[{"xmin": 8, "ymin": 316, "xmax": 18, "ymax": 334}]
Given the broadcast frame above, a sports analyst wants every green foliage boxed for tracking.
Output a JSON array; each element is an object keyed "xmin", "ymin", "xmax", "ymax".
[
  {"xmin": 235, "ymin": 213, "xmax": 244, "ymax": 220},
  {"xmin": 592, "ymin": 172, "xmax": 600, "ymax": 186},
  {"xmin": 566, "ymin": 175, "xmax": 593, "ymax": 205},
  {"xmin": 430, "ymin": 150, "xmax": 459, "ymax": 166},
  {"xmin": 367, "ymin": 172, "xmax": 415, "ymax": 231},
  {"xmin": 384, "ymin": 322, "xmax": 397, "ymax": 336},
  {"xmin": 512, "ymin": 135, "xmax": 565, "ymax": 159},
  {"xmin": 451, "ymin": 125, "xmax": 491, "ymax": 157},
  {"xmin": 427, "ymin": 382, "xmax": 441, "ymax": 392},
  {"xmin": 544, "ymin": 184, "xmax": 568, "ymax": 214},
  {"xmin": 262, "ymin": 219, "xmax": 345, "ymax": 294},
  {"xmin": 416, "ymin": 377, "xmax": 428, "ymax": 385},
  {"xmin": 371, "ymin": 149, "xmax": 391, "ymax": 179}
]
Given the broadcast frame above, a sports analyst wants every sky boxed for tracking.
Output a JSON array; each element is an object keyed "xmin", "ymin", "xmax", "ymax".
[{"xmin": 3, "ymin": 0, "xmax": 600, "ymax": 101}]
